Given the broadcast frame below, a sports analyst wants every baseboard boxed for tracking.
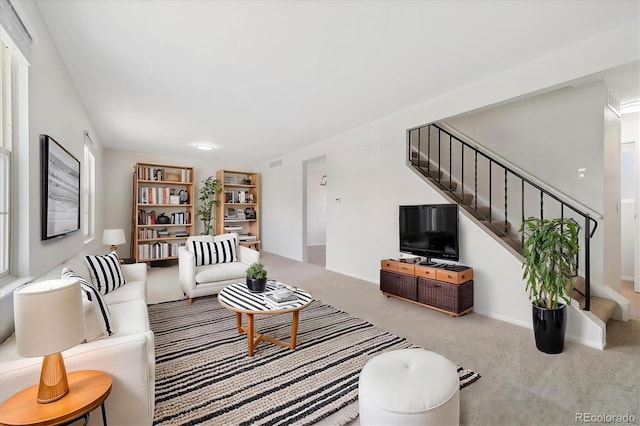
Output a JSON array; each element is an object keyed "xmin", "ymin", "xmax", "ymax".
[
  {"xmin": 472, "ymin": 309, "xmax": 531, "ymax": 330},
  {"xmin": 621, "ymin": 275, "xmax": 635, "ymax": 282}
]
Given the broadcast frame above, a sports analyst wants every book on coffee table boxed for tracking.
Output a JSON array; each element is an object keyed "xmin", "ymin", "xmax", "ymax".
[{"xmin": 263, "ymin": 291, "xmax": 299, "ymax": 308}]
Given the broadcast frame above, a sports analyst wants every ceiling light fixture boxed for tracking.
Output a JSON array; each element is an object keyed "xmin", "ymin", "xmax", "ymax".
[{"xmin": 195, "ymin": 143, "xmax": 215, "ymax": 151}]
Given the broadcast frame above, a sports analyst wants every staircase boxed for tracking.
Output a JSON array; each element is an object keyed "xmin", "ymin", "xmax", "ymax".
[{"xmin": 408, "ymin": 123, "xmax": 618, "ymax": 325}]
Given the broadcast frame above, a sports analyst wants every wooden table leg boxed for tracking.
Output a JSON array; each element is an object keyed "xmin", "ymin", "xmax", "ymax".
[
  {"xmin": 247, "ymin": 313, "xmax": 254, "ymax": 357},
  {"xmin": 235, "ymin": 312, "xmax": 243, "ymax": 333},
  {"xmin": 290, "ymin": 310, "xmax": 300, "ymax": 350}
]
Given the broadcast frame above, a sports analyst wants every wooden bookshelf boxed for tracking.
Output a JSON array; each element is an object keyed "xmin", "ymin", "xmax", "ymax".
[
  {"xmin": 215, "ymin": 169, "xmax": 260, "ymax": 250},
  {"xmin": 131, "ymin": 162, "xmax": 194, "ymax": 263}
]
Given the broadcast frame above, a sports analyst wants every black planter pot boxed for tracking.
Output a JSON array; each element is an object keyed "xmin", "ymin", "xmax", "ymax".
[
  {"xmin": 532, "ymin": 303, "xmax": 567, "ymax": 354},
  {"xmin": 246, "ymin": 277, "xmax": 267, "ymax": 293}
]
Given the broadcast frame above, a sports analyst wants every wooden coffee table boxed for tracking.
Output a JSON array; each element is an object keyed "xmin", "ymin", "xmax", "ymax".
[{"xmin": 218, "ymin": 281, "xmax": 312, "ymax": 356}]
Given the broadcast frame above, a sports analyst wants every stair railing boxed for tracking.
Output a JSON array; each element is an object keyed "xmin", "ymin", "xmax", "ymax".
[{"xmin": 408, "ymin": 123, "xmax": 598, "ymax": 311}]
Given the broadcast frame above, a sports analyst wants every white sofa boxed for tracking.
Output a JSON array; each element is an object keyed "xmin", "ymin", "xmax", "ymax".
[
  {"xmin": 0, "ymin": 253, "xmax": 154, "ymax": 426},
  {"xmin": 179, "ymin": 233, "xmax": 260, "ymax": 303}
]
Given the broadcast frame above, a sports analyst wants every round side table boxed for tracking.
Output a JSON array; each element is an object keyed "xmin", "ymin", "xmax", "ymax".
[{"xmin": 0, "ymin": 370, "xmax": 112, "ymax": 426}]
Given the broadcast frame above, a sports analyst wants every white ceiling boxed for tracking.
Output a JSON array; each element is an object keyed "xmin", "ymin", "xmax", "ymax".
[{"xmin": 35, "ymin": 0, "xmax": 640, "ymax": 163}]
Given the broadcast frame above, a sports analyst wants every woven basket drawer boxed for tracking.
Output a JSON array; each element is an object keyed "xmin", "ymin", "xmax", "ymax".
[
  {"xmin": 417, "ymin": 278, "xmax": 473, "ymax": 313},
  {"xmin": 380, "ymin": 270, "xmax": 417, "ymax": 301}
]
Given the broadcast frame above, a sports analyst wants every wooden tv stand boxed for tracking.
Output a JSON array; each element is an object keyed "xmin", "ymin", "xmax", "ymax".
[{"xmin": 379, "ymin": 259, "xmax": 473, "ymax": 316}]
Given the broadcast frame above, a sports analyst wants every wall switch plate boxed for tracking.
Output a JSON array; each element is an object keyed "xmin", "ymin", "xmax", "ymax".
[{"xmin": 578, "ymin": 168, "xmax": 587, "ymax": 180}]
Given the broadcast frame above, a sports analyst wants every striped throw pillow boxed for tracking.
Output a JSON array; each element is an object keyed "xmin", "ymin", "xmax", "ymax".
[
  {"xmin": 191, "ymin": 238, "xmax": 237, "ymax": 266},
  {"xmin": 61, "ymin": 267, "xmax": 113, "ymax": 339},
  {"xmin": 84, "ymin": 251, "xmax": 127, "ymax": 295}
]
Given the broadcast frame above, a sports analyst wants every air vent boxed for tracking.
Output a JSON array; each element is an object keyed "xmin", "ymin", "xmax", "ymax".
[
  {"xmin": 606, "ymin": 89, "xmax": 621, "ymax": 117},
  {"xmin": 269, "ymin": 159, "xmax": 282, "ymax": 168}
]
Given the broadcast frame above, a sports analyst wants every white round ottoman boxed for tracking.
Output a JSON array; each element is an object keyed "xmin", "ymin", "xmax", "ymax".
[{"xmin": 358, "ymin": 348, "xmax": 460, "ymax": 426}]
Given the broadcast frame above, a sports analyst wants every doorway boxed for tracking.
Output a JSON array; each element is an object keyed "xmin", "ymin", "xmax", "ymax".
[{"xmin": 303, "ymin": 156, "xmax": 327, "ymax": 267}]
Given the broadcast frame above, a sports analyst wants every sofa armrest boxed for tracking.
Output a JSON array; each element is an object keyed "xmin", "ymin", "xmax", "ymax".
[
  {"xmin": 238, "ymin": 245, "xmax": 260, "ymax": 265},
  {"xmin": 121, "ymin": 262, "xmax": 147, "ymax": 283},
  {"xmin": 0, "ymin": 332, "xmax": 155, "ymax": 426},
  {"xmin": 179, "ymin": 246, "xmax": 196, "ymax": 296}
]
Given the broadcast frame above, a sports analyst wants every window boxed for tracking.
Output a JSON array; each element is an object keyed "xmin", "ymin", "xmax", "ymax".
[
  {"xmin": 83, "ymin": 132, "xmax": 95, "ymax": 242},
  {"xmin": 1, "ymin": 4, "xmax": 31, "ymax": 280},
  {"xmin": 0, "ymin": 37, "xmax": 12, "ymax": 278}
]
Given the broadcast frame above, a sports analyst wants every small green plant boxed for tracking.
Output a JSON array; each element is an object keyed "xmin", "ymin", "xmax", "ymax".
[
  {"xmin": 246, "ymin": 262, "xmax": 267, "ymax": 279},
  {"xmin": 196, "ymin": 176, "xmax": 222, "ymax": 235},
  {"xmin": 519, "ymin": 217, "xmax": 580, "ymax": 309}
]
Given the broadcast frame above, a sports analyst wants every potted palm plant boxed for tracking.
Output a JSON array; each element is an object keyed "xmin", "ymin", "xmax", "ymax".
[
  {"xmin": 196, "ymin": 176, "xmax": 222, "ymax": 235},
  {"xmin": 246, "ymin": 262, "xmax": 268, "ymax": 293},
  {"xmin": 519, "ymin": 217, "xmax": 580, "ymax": 354}
]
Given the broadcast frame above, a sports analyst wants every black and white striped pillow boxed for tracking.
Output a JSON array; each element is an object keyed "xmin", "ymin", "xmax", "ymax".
[
  {"xmin": 61, "ymin": 267, "xmax": 113, "ymax": 338},
  {"xmin": 191, "ymin": 239, "xmax": 237, "ymax": 266},
  {"xmin": 84, "ymin": 251, "xmax": 126, "ymax": 295}
]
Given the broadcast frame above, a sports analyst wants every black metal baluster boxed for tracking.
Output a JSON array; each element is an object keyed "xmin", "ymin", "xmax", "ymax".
[
  {"xmin": 417, "ymin": 128, "xmax": 421, "ymax": 168},
  {"xmin": 489, "ymin": 161, "xmax": 493, "ymax": 221},
  {"xmin": 427, "ymin": 125, "xmax": 431, "ymax": 175},
  {"xmin": 474, "ymin": 151, "xmax": 478, "ymax": 211},
  {"xmin": 521, "ymin": 179, "xmax": 525, "ymax": 249},
  {"xmin": 449, "ymin": 135, "xmax": 453, "ymax": 190},
  {"xmin": 584, "ymin": 218, "xmax": 591, "ymax": 311},
  {"xmin": 438, "ymin": 129, "xmax": 442, "ymax": 183},
  {"xmin": 504, "ymin": 169, "xmax": 508, "ymax": 234}
]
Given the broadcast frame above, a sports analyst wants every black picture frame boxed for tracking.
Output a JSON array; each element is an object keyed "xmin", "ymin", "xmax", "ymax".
[{"xmin": 41, "ymin": 134, "xmax": 81, "ymax": 240}]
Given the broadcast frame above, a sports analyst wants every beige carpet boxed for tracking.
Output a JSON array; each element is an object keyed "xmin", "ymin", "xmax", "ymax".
[{"xmin": 146, "ymin": 253, "xmax": 640, "ymax": 426}]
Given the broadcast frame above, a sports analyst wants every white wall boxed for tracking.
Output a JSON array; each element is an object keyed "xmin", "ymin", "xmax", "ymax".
[
  {"xmin": 18, "ymin": 1, "xmax": 104, "ymax": 278},
  {"xmin": 621, "ymin": 111, "xmax": 639, "ymax": 282},
  {"xmin": 603, "ymin": 105, "xmax": 622, "ymax": 291},
  {"xmin": 258, "ymin": 20, "xmax": 637, "ymax": 347},
  {"xmin": 447, "ymin": 84, "xmax": 606, "ymax": 213}
]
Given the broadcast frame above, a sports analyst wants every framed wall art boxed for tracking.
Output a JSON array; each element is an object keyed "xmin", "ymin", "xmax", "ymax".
[{"xmin": 40, "ymin": 134, "xmax": 81, "ymax": 240}]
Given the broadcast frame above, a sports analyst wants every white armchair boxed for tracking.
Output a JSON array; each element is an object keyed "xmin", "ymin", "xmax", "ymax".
[{"xmin": 179, "ymin": 233, "xmax": 260, "ymax": 304}]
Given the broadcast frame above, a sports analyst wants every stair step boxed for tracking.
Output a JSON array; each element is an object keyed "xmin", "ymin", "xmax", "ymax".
[
  {"xmin": 500, "ymin": 235, "xmax": 521, "ymax": 252},
  {"xmin": 570, "ymin": 280, "xmax": 617, "ymax": 324},
  {"xmin": 417, "ymin": 165, "xmax": 443, "ymax": 180},
  {"xmin": 480, "ymin": 220, "xmax": 511, "ymax": 237},
  {"xmin": 452, "ymin": 192, "xmax": 474, "ymax": 205},
  {"xmin": 590, "ymin": 297, "xmax": 618, "ymax": 324},
  {"xmin": 476, "ymin": 206, "xmax": 490, "ymax": 218}
]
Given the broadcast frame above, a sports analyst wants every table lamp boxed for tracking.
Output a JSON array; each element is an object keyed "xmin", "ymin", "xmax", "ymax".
[
  {"xmin": 103, "ymin": 228, "xmax": 126, "ymax": 252},
  {"xmin": 13, "ymin": 279, "xmax": 85, "ymax": 403}
]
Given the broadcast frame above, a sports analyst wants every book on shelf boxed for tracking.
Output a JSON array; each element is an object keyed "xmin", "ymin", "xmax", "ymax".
[
  {"xmin": 138, "ymin": 166, "xmax": 191, "ymax": 183},
  {"xmin": 138, "ymin": 241, "xmax": 181, "ymax": 259},
  {"xmin": 224, "ymin": 225, "xmax": 242, "ymax": 231},
  {"xmin": 238, "ymin": 234, "xmax": 257, "ymax": 241}
]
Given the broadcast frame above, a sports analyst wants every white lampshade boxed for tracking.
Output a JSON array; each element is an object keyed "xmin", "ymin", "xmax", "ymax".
[
  {"xmin": 102, "ymin": 228, "xmax": 126, "ymax": 246},
  {"xmin": 14, "ymin": 279, "xmax": 85, "ymax": 357}
]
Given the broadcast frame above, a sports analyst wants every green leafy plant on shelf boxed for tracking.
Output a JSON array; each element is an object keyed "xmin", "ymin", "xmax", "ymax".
[
  {"xmin": 519, "ymin": 217, "xmax": 580, "ymax": 309},
  {"xmin": 196, "ymin": 176, "xmax": 222, "ymax": 235}
]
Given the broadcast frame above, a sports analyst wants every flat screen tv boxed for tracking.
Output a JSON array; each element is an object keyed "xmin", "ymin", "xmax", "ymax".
[
  {"xmin": 41, "ymin": 134, "xmax": 81, "ymax": 240},
  {"xmin": 399, "ymin": 204, "xmax": 459, "ymax": 265}
]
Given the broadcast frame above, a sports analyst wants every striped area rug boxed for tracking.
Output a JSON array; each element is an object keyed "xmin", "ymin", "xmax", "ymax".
[{"xmin": 149, "ymin": 297, "xmax": 480, "ymax": 425}]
